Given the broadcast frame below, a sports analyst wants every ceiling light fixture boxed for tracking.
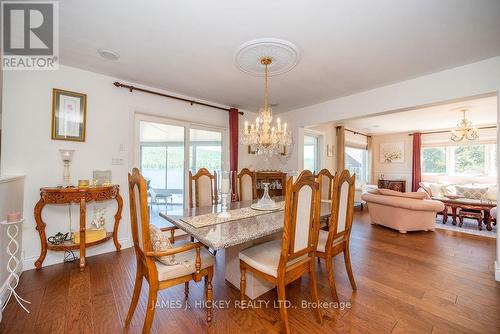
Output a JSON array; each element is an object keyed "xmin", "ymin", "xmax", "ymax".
[
  {"xmin": 241, "ymin": 57, "xmax": 292, "ymax": 157},
  {"xmin": 98, "ymin": 48, "xmax": 120, "ymax": 61},
  {"xmin": 450, "ymin": 108, "xmax": 479, "ymax": 142}
]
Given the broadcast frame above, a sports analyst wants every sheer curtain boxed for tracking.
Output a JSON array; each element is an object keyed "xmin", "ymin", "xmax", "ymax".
[{"xmin": 336, "ymin": 126, "xmax": 345, "ymax": 172}]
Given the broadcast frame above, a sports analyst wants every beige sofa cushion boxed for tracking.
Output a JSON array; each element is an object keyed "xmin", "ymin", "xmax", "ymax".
[
  {"xmin": 239, "ymin": 239, "xmax": 308, "ymax": 277},
  {"xmin": 379, "ymin": 188, "xmax": 428, "ymax": 199},
  {"xmin": 156, "ymin": 241, "xmax": 215, "ymax": 281}
]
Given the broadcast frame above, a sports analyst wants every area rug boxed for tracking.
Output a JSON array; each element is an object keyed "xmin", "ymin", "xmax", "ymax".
[{"xmin": 435, "ymin": 216, "xmax": 496, "ymax": 238}]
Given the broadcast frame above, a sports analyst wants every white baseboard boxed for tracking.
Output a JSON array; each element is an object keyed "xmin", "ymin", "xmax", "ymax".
[
  {"xmin": 495, "ymin": 261, "xmax": 500, "ymax": 282},
  {"xmin": 22, "ymin": 238, "xmax": 132, "ymax": 271}
]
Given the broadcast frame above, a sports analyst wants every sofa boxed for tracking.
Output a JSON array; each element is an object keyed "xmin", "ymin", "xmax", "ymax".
[
  {"xmin": 418, "ymin": 182, "xmax": 497, "ymax": 202},
  {"xmin": 362, "ymin": 189, "xmax": 445, "ymax": 233}
]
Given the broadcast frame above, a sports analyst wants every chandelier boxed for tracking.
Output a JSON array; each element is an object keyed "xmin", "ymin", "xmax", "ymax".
[
  {"xmin": 241, "ymin": 57, "xmax": 293, "ymax": 156},
  {"xmin": 450, "ymin": 109, "xmax": 479, "ymax": 142}
]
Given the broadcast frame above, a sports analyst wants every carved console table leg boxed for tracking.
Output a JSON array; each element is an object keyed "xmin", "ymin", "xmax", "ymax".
[
  {"xmin": 113, "ymin": 192, "xmax": 123, "ymax": 251},
  {"xmin": 34, "ymin": 199, "xmax": 47, "ymax": 270},
  {"xmin": 79, "ymin": 197, "xmax": 86, "ymax": 270}
]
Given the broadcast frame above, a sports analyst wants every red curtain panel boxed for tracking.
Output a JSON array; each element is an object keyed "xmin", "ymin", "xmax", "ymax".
[
  {"xmin": 229, "ymin": 108, "xmax": 239, "ymax": 198},
  {"xmin": 412, "ymin": 132, "xmax": 422, "ymax": 192}
]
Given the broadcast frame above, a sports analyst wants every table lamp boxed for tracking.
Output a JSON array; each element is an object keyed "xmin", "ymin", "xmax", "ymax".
[{"xmin": 59, "ymin": 149, "xmax": 75, "ymax": 186}]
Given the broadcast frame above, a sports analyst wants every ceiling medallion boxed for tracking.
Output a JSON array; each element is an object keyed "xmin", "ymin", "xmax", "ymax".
[
  {"xmin": 450, "ymin": 108, "xmax": 479, "ymax": 142},
  {"xmin": 241, "ymin": 57, "xmax": 293, "ymax": 157},
  {"xmin": 234, "ymin": 38, "xmax": 300, "ymax": 76}
]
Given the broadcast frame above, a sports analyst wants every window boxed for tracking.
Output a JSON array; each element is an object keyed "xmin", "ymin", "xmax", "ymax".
[
  {"xmin": 422, "ymin": 147, "xmax": 446, "ymax": 174},
  {"xmin": 189, "ymin": 128, "xmax": 223, "ymax": 187},
  {"xmin": 304, "ymin": 134, "xmax": 319, "ymax": 172},
  {"xmin": 345, "ymin": 146, "xmax": 369, "ymax": 185},
  {"xmin": 421, "ymin": 144, "xmax": 496, "ymax": 176}
]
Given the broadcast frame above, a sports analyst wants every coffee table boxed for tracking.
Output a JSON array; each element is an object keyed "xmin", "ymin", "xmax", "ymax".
[{"xmin": 432, "ymin": 196, "xmax": 497, "ymax": 231}]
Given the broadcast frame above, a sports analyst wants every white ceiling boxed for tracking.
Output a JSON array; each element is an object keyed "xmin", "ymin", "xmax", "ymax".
[
  {"xmin": 340, "ymin": 95, "xmax": 498, "ymax": 134},
  {"xmin": 59, "ymin": 0, "xmax": 500, "ymax": 113}
]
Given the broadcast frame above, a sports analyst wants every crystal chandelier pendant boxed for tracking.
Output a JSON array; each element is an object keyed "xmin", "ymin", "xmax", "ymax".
[
  {"xmin": 241, "ymin": 57, "xmax": 293, "ymax": 157},
  {"xmin": 450, "ymin": 109, "xmax": 479, "ymax": 142}
]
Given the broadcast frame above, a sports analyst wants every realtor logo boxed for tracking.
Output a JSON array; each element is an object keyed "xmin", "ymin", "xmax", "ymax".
[{"xmin": 1, "ymin": 1, "xmax": 59, "ymax": 70}]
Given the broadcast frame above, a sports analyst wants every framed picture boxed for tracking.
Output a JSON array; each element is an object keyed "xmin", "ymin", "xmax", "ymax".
[
  {"xmin": 51, "ymin": 88, "xmax": 87, "ymax": 142},
  {"xmin": 379, "ymin": 142, "xmax": 404, "ymax": 163},
  {"xmin": 327, "ymin": 144, "xmax": 334, "ymax": 157}
]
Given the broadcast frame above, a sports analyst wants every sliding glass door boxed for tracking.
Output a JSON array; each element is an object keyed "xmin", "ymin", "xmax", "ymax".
[
  {"xmin": 189, "ymin": 128, "xmax": 223, "ymax": 187},
  {"xmin": 139, "ymin": 121, "xmax": 186, "ymax": 214},
  {"xmin": 136, "ymin": 115, "xmax": 226, "ymax": 220}
]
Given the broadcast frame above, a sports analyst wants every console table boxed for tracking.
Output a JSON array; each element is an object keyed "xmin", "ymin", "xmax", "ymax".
[
  {"xmin": 34, "ymin": 185, "xmax": 123, "ymax": 270},
  {"xmin": 378, "ymin": 179, "xmax": 406, "ymax": 192}
]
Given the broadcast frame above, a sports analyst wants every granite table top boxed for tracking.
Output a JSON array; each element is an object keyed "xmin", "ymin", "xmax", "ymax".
[{"xmin": 159, "ymin": 197, "xmax": 332, "ymax": 250}]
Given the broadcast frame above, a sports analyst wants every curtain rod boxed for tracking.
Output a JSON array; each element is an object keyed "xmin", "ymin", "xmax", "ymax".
[
  {"xmin": 337, "ymin": 126, "xmax": 371, "ymax": 138},
  {"xmin": 113, "ymin": 81, "xmax": 244, "ymax": 115},
  {"xmin": 408, "ymin": 125, "xmax": 497, "ymax": 136}
]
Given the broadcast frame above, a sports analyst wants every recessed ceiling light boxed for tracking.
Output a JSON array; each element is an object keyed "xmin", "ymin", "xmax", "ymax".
[
  {"xmin": 98, "ymin": 48, "xmax": 120, "ymax": 61},
  {"xmin": 269, "ymin": 103, "xmax": 279, "ymax": 107}
]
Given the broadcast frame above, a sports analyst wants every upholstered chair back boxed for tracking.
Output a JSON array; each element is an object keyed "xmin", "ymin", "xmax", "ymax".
[
  {"xmin": 331, "ymin": 170, "xmax": 356, "ymax": 238},
  {"xmin": 316, "ymin": 169, "xmax": 335, "ymax": 201},
  {"xmin": 189, "ymin": 168, "xmax": 217, "ymax": 208},
  {"xmin": 238, "ymin": 168, "xmax": 255, "ymax": 202},
  {"xmin": 279, "ymin": 170, "xmax": 320, "ymax": 269},
  {"xmin": 128, "ymin": 168, "xmax": 152, "ymax": 253}
]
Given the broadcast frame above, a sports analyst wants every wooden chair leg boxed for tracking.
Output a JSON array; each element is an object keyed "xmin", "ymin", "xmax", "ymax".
[
  {"xmin": 142, "ymin": 283, "xmax": 158, "ymax": 334},
  {"xmin": 239, "ymin": 260, "xmax": 247, "ymax": 308},
  {"xmin": 277, "ymin": 280, "xmax": 290, "ymax": 334},
  {"xmin": 125, "ymin": 263, "xmax": 143, "ymax": 326},
  {"xmin": 326, "ymin": 257, "xmax": 339, "ymax": 302},
  {"xmin": 344, "ymin": 247, "xmax": 357, "ymax": 291},
  {"xmin": 309, "ymin": 260, "xmax": 323, "ymax": 325},
  {"xmin": 206, "ymin": 267, "xmax": 213, "ymax": 322},
  {"xmin": 184, "ymin": 281, "xmax": 189, "ymax": 297},
  {"xmin": 170, "ymin": 229, "xmax": 175, "ymax": 244}
]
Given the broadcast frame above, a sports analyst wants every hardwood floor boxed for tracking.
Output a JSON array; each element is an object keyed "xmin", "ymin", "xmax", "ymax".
[{"xmin": 1, "ymin": 211, "xmax": 499, "ymax": 334}]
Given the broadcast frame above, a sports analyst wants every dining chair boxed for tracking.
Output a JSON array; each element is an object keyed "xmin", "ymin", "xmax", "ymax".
[
  {"xmin": 126, "ymin": 168, "xmax": 215, "ymax": 334},
  {"xmin": 316, "ymin": 168, "xmax": 335, "ymax": 202},
  {"xmin": 239, "ymin": 170, "xmax": 323, "ymax": 334},
  {"xmin": 316, "ymin": 169, "xmax": 356, "ymax": 302},
  {"xmin": 237, "ymin": 168, "xmax": 256, "ymax": 202},
  {"xmin": 189, "ymin": 168, "xmax": 218, "ymax": 208}
]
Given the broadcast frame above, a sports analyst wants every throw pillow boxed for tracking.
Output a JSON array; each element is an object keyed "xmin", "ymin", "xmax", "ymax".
[
  {"xmin": 418, "ymin": 182, "xmax": 432, "ymax": 196},
  {"xmin": 150, "ymin": 224, "xmax": 178, "ymax": 265},
  {"xmin": 486, "ymin": 186, "xmax": 497, "ymax": 201},
  {"xmin": 456, "ymin": 186, "xmax": 488, "ymax": 200},
  {"xmin": 429, "ymin": 183, "xmax": 444, "ymax": 197},
  {"xmin": 442, "ymin": 184, "xmax": 457, "ymax": 197}
]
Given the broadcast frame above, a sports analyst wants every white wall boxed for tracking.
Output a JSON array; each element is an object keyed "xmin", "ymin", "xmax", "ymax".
[
  {"xmin": 371, "ymin": 132, "xmax": 413, "ymax": 192},
  {"xmin": 1, "ymin": 65, "xmax": 256, "ymax": 270}
]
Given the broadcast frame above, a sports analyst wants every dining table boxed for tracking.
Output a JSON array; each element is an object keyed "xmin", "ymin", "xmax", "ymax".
[{"xmin": 159, "ymin": 197, "xmax": 331, "ymax": 299}]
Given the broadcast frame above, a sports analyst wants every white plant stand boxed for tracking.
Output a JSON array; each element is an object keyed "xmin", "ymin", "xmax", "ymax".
[{"xmin": 0, "ymin": 219, "xmax": 30, "ymax": 313}]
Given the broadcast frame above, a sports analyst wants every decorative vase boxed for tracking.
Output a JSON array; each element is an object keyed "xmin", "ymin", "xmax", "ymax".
[{"xmin": 257, "ymin": 182, "xmax": 276, "ymax": 209}]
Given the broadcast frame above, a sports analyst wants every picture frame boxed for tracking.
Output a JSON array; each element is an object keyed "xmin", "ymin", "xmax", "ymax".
[
  {"xmin": 327, "ymin": 144, "xmax": 334, "ymax": 157},
  {"xmin": 379, "ymin": 142, "xmax": 404, "ymax": 163},
  {"xmin": 51, "ymin": 88, "xmax": 87, "ymax": 142}
]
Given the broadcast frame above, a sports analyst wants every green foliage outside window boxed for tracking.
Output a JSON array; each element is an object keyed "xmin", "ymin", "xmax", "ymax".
[
  {"xmin": 422, "ymin": 147, "xmax": 446, "ymax": 173},
  {"xmin": 454, "ymin": 145, "xmax": 485, "ymax": 174}
]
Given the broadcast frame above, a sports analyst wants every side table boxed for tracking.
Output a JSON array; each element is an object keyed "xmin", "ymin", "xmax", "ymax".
[{"xmin": 34, "ymin": 185, "xmax": 123, "ymax": 270}]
